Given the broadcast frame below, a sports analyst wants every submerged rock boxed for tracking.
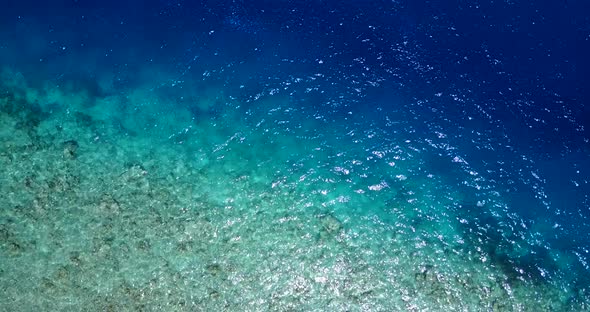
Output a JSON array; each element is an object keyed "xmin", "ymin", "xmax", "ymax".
[
  {"xmin": 63, "ymin": 140, "xmax": 79, "ymax": 159},
  {"xmin": 320, "ymin": 213, "xmax": 343, "ymax": 234}
]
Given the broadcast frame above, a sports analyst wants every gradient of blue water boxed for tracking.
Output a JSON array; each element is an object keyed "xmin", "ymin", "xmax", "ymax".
[{"xmin": 2, "ymin": 0, "xmax": 589, "ymax": 307}]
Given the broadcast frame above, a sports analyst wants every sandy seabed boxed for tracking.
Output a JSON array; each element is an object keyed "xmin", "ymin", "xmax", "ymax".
[{"xmin": 0, "ymin": 68, "xmax": 585, "ymax": 311}]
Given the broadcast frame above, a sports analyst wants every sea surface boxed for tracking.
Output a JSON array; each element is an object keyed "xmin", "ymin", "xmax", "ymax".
[{"xmin": 1, "ymin": 1, "xmax": 589, "ymax": 311}]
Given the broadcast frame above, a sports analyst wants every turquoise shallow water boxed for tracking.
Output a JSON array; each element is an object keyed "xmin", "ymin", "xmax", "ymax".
[{"xmin": 1, "ymin": 1, "xmax": 589, "ymax": 311}]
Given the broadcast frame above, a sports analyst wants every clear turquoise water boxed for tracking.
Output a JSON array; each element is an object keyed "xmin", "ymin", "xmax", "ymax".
[{"xmin": 1, "ymin": 1, "xmax": 589, "ymax": 311}]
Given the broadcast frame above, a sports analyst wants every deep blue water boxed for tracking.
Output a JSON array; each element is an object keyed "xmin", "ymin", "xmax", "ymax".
[{"xmin": 1, "ymin": 0, "xmax": 589, "ymax": 310}]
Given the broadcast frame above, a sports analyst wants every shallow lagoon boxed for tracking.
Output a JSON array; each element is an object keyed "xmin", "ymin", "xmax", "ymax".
[{"xmin": 1, "ymin": 1, "xmax": 589, "ymax": 310}]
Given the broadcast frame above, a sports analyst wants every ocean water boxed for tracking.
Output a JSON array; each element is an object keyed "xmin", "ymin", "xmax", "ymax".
[{"xmin": 1, "ymin": 1, "xmax": 589, "ymax": 311}]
